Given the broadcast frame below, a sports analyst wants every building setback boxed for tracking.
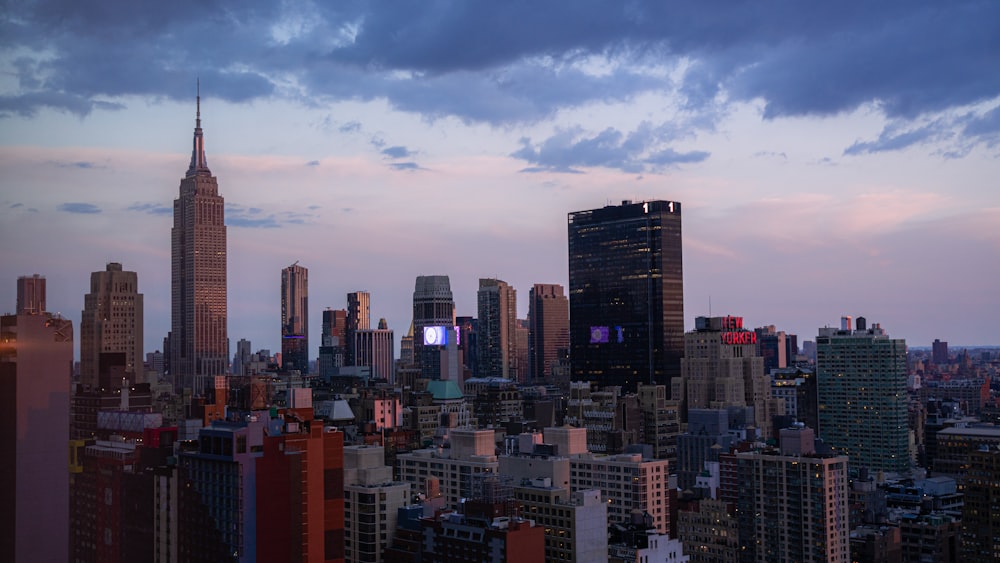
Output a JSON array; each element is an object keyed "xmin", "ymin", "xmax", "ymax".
[
  {"xmin": 170, "ymin": 90, "xmax": 228, "ymax": 392},
  {"xmin": 568, "ymin": 200, "xmax": 683, "ymax": 392}
]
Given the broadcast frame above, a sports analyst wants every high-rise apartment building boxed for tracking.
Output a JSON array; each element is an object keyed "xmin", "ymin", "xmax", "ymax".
[
  {"xmin": 15, "ymin": 274, "xmax": 45, "ymax": 315},
  {"xmin": 411, "ymin": 275, "xmax": 455, "ymax": 377},
  {"xmin": 0, "ymin": 309, "xmax": 73, "ymax": 563},
  {"xmin": 817, "ymin": 318, "xmax": 909, "ymax": 474},
  {"xmin": 281, "ymin": 262, "xmax": 309, "ymax": 372},
  {"xmin": 736, "ymin": 426, "xmax": 850, "ymax": 563},
  {"xmin": 170, "ymin": 90, "xmax": 228, "ymax": 392},
  {"xmin": 345, "ymin": 291, "xmax": 370, "ymax": 366},
  {"xmin": 477, "ymin": 278, "xmax": 518, "ymax": 380},
  {"xmin": 343, "ymin": 445, "xmax": 410, "ymax": 563},
  {"xmin": 961, "ymin": 445, "xmax": 1000, "ymax": 560},
  {"xmin": 80, "ymin": 262, "xmax": 143, "ymax": 391},
  {"xmin": 527, "ymin": 283, "xmax": 568, "ymax": 384},
  {"xmin": 568, "ymin": 200, "xmax": 683, "ymax": 392}
]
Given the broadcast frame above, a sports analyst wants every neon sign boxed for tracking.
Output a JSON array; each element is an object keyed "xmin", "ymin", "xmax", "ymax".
[{"xmin": 721, "ymin": 331, "xmax": 757, "ymax": 345}]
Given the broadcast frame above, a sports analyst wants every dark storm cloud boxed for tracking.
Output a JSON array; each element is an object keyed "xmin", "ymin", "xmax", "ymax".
[
  {"xmin": 512, "ymin": 122, "xmax": 710, "ymax": 173},
  {"xmin": 58, "ymin": 202, "xmax": 101, "ymax": 214},
  {"xmin": 3, "ymin": 1, "xmax": 999, "ymax": 155}
]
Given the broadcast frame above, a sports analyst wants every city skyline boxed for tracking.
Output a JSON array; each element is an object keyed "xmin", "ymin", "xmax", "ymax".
[{"xmin": 2, "ymin": 2, "xmax": 999, "ymax": 358}]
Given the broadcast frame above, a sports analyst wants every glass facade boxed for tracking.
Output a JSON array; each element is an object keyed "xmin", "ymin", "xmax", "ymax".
[{"xmin": 567, "ymin": 200, "xmax": 683, "ymax": 392}]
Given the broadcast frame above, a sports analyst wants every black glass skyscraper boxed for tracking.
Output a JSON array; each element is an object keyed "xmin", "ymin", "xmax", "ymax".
[{"xmin": 568, "ymin": 200, "xmax": 683, "ymax": 392}]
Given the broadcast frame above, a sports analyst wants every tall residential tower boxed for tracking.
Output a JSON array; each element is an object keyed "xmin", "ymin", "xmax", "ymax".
[
  {"xmin": 527, "ymin": 283, "xmax": 568, "ymax": 384},
  {"xmin": 281, "ymin": 262, "xmax": 309, "ymax": 372},
  {"xmin": 170, "ymin": 88, "xmax": 228, "ymax": 392},
  {"xmin": 568, "ymin": 200, "xmax": 683, "ymax": 392}
]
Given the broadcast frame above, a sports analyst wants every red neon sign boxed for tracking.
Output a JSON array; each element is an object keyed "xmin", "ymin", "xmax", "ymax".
[{"xmin": 721, "ymin": 331, "xmax": 757, "ymax": 345}]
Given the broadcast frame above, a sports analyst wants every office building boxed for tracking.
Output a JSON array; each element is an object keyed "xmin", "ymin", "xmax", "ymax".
[
  {"xmin": 567, "ymin": 199, "xmax": 683, "ymax": 391},
  {"xmin": 677, "ymin": 498, "xmax": 739, "ymax": 563},
  {"xmin": 527, "ymin": 283, "xmax": 568, "ymax": 384},
  {"xmin": 15, "ymin": 274, "xmax": 45, "ymax": 315},
  {"xmin": 754, "ymin": 325, "xmax": 787, "ymax": 373},
  {"xmin": 0, "ymin": 309, "xmax": 73, "ymax": 563},
  {"xmin": 170, "ymin": 90, "xmax": 228, "ymax": 391},
  {"xmin": 280, "ymin": 262, "xmax": 308, "ymax": 372},
  {"xmin": 932, "ymin": 338, "xmax": 949, "ymax": 365},
  {"xmin": 343, "ymin": 445, "xmax": 411, "ymax": 563},
  {"xmin": 352, "ymin": 321, "xmax": 395, "ymax": 381},
  {"xmin": 80, "ymin": 262, "xmax": 143, "ymax": 391},
  {"xmin": 411, "ymin": 275, "xmax": 455, "ymax": 377},
  {"xmin": 477, "ymin": 278, "xmax": 518, "ymax": 380},
  {"xmin": 346, "ymin": 291, "xmax": 370, "ymax": 366},
  {"xmin": 817, "ymin": 318, "xmax": 909, "ymax": 473},
  {"xmin": 674, "ymin": 316, "xmax": 775, "ymax": 437},
  {"xmin": 736, "ymin": 426, "xmax": 850, "ymax": 563}
]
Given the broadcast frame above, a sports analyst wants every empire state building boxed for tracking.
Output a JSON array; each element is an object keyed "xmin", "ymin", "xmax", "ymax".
[{"xmin": 170, "ymin": 89, "xmax": 228, "ymax": 391}]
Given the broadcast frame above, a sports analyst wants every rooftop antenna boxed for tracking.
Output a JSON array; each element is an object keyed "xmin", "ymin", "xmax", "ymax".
[{"xmin": 709, "ymin": 295, "xmax": 712, "ymax": 317}]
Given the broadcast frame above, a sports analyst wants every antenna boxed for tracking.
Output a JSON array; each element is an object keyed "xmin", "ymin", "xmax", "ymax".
[{"xmin": 709, "ymin": 295, "xmax": 712, "ymax": 317}]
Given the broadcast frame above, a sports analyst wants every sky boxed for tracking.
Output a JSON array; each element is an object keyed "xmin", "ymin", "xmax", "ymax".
[{"xmin": 1, "ymin": 1, "xmax": 998, "ymax": 362}]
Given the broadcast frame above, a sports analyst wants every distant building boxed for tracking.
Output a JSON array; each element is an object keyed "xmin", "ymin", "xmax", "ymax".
[
  {"xmin": 677, "ymin": 498, "xmax": 739, "ymax": 563},
  {"xmin": 397, "ymin": 429, "xmax": 499, "ymax": 509},
  {"xmin": 346, "ymin": 291, "xmax": 370, "ymax": 367},
  {"xmin": 0, "ymin": 310, "xmax": 73, "ymax": 563},
  {"xmin": 171, "ymin": 92, "xmax": 228, "ymax": 392},
  {"xmin": 568, "ymin": 200, "xmax": 684, "ymax": 392},
  {"xmin": 352, "ymin": 324, "xmax": 395, "ymax": 382},
  {"xmin": 527, "ymin": 283, "xmax": 568, "ymax": 384},
  {"xmin": 754, "ymin": 325, "xmax": 787, "ymax": 373},
  {"xmin": 411, "ymin": 275, "xmax": 455, "ymax": 378},
  {"xmin": 15, "ymin": 273, "xmax": 45, "ymax": 315},
  {"xmin": 817, "ymin": 319, "xmax": 909, "ymax": 474},
  {"xmin": 319, "ymin": 308, "xmax": 347, "ymax": 379},
  {"xmin": 280, "ymin": 262, "xmax": 309, "ymax": 372},
  {"xmin": 80, "ymin": 262, "xmax": 144, "ymax": 391},
  {"xmin": 477, "ymin": 278, "xmax": 518, "ymax": 381},
  {"xmin": 932, "ymin": 338, "xmax": 949, "ymax": 365},
  {"xmin": 568, "ymin": 451, "xmax": 671, "ymax": 534}
]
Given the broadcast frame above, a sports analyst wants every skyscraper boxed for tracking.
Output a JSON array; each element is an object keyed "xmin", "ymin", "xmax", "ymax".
[
  {"xmin": 527, "ymin": 283, "xmax": 569, "ymax": 384},
  {"xmin": 817, "ymin": 318, "xmax": 909, "ymax": 474},
  {"xmin": 80, "ymin": 262, "xmax": 144, "ymax": 391},
  {"xmin": 411, "ymin": 275, "xmax": 455, "ymax": 377},
  {"xmin": 567, "ymin": 200, "xmax": 683, "ymax": 392},
  {"xmin": 170, "ymin": 88, "xmax": 228, "ymax": 392},
  {"xmin": 15, "ymin": 274, "xmax": 45, "ymax": 315},
  {"xmin": 281, "ymin": 262, "xmax": 309, "ymax": 372},
  {"xmin": 345, "ymin": 291, "xmax": 370, "ymax": 367},
  {"xmin": 476, "ymin": 278, "xmax": 517, "ymax": 380},
  {"xmin": 0, "ymin": 307, "xmax": 73, "ymax": 563}
]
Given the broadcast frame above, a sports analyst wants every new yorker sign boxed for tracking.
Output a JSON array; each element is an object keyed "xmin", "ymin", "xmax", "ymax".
[{"xmin": 720, "ymin": 316, "xmax": 757, "ymax": 345}]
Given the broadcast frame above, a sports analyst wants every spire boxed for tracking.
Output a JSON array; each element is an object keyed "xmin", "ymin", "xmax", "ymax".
[{"xmin": 187, "ymin": 79, "xmax": 210, "ymax": 176}]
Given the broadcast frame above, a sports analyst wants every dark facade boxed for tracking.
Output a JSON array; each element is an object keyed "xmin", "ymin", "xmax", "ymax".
[
  {"xmin": 527, "ymin": 283, "xmax": 569, "ymax": 384},
  {"xmin": 171, "ymin": 92, "xmax": 228, "ymax": 391},
  {"xmin": 568, "ymin": 200, "xmax": 683, "ymax": 392},
  {"xmin": 319, "ymin": 308, "xmax": 347, "ymax": 379}
]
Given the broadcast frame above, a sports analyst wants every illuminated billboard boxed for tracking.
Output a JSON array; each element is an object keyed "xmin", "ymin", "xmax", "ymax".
[
  {"xmin": 590, "ymin": 326, "xmax": 609, "ymax": 344},
  {"xmin": 423, "ymin": 326, "xmax": 449, "ymax": 346}
]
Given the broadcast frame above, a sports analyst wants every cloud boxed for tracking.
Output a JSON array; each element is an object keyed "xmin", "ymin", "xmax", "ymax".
[
  {"xmin": 10, "ymin": 203, "xmax": 23, "ymax": 208},
  {"xmin": 58, "ymin": 202, "xmax": 101, "ymax": 214},
  {"xmin": 512, "ymin": 122, "xmax": 709, "ymax": 173},
  {"xmin": 306, "ymin": 160, "xmax": 320, "ymax": 166},
  {"xmin": 389, "ymin": 162, "xmax": 424, "ymax": 171},
  {"xmin": 2, "ymin": 1, "xmax": 999, "ymax": 154},
  {"xmin": 338, "ymin": 121, "xmax": 361, "ymax": 133},
  {"xmin": 127, "ymin": 202, "xmax": 172, "ymax": 215},
  {"xmin": 47, "ymin": 160, "xmax": 104, "ymax": 169},
  {"xmin": 381, "ymin": 146, "xmax": 415, "ymax": 159},
  {"xmin": 225, "ymin": 203, "xmax": 318, "ymax": 228},
  {"xmin": 844, "ymin": 121, "xmax": 951, "ymax": 156}
]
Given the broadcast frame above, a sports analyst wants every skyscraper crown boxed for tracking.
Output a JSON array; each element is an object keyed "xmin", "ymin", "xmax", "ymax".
[{"xmin": 187, "ymin": 80, "xmax": 210, "ymax": 177}]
